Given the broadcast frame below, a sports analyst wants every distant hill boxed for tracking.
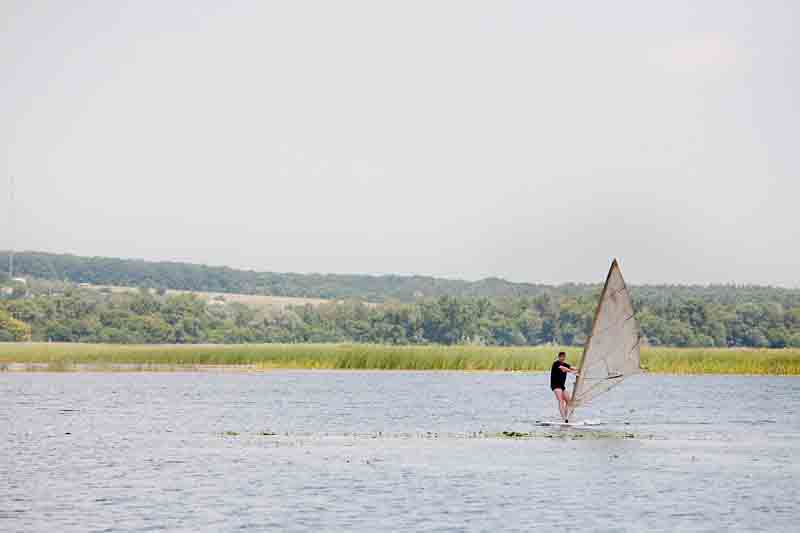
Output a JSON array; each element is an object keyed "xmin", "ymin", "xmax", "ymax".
[
  {"xmin": 2, "ymin": 250, "xmax": 799, "ymax": 308},
  {"xmin": 0, "ymin": 250, "xmax": 556, "ymax": 302}
]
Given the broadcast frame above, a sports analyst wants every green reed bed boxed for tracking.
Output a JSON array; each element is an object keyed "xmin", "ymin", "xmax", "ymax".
[
  {"xmin": 1, "ymin": 343, "xmax": 799, "ymax": 374},
  {"xmin": 0, "ymin": 343, "xmax": 559, "ymax": 371},
  {"xmin": 641, "ymin": 347, "xmax": 800, "ymax": 375}
]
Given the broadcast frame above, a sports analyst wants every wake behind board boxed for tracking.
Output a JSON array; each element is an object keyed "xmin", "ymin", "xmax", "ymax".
[{"xmin": 533, "ymin": 420, "xmax": 604, "ymax": 428}]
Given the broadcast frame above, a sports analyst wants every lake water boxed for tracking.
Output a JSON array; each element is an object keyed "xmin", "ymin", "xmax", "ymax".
[{"xmin": 1, "ymin": 371, "xmax": 799, "ymax": 532}]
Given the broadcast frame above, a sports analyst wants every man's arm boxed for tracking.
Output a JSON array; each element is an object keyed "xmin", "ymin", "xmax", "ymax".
[{"xmin": 559, "ymin": 365, "xmax": 579, "ymax": 374}]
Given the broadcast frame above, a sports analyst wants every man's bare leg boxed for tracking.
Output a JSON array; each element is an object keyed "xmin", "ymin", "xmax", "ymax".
[{"xmin": 554, "ymin": 389, "xmax": 567, "ymax": 421}]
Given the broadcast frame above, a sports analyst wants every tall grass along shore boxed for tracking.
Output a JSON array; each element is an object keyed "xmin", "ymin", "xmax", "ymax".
[{"xmin": 1, "ymin": 343, "xmax": 799, "ymax": 375}]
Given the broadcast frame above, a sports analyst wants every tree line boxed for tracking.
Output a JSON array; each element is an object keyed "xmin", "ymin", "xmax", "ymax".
[
  {"xmin": 2, "ymin": 282, "xmax": 799, "ymax": 347},
  {"xmin": 0, "ymin": 251, "xmax": 556, "ymax": 301},
  {"xmin": 3, "ymin": 251, "xmax": 800, "ymax": 306}
]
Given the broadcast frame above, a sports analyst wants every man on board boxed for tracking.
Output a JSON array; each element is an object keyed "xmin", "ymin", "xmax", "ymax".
[{"xmin": 551, "ymin": 351, "xmax": 579, "ymax": 422}]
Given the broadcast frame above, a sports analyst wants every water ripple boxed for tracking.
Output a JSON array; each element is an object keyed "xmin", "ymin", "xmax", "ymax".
[{"xmin": 1, "ymin": 372, "xmax": 799, "ymax": 532}]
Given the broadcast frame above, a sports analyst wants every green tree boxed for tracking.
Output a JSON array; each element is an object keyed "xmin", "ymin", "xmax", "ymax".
[{"xmin": 0, "ymin": 309, "xmax": 32, "ymax": 341}]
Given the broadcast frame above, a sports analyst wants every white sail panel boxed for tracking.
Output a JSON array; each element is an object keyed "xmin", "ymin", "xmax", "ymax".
[{"xmin": 568, "ymin": 260, "xmax": 641, "ymax": 418}]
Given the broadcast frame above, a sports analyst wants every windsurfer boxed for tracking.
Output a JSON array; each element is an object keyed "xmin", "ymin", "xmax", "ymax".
[{"xmin": 550, "ymin": 351, "xmax": 579, "ymax": 422}]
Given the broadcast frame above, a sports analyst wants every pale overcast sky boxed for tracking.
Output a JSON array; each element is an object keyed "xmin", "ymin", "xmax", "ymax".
[{"xmin": 1, "ymin": 1, "xmax": 798, "ymax": 286}]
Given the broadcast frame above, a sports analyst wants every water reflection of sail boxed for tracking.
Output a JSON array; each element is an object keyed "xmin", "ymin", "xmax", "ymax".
[{"xmin": 567, "ymin": 259, "xmax": 642, "ymax": 420}]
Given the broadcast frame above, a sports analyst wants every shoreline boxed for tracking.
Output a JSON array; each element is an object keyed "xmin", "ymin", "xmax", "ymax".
[
  {"xmin": 2, "ymin": 342, "xmax": 800, "ymax": 375},
  {"xmin": 1, "ymin": 362, "xmax": 798, "ymax": 376}
]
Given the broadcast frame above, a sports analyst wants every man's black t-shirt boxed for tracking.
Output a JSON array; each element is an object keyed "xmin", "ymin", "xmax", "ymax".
[{"xmin": 550, "ymin": 360, "xmax": 571, "ymax": 390}]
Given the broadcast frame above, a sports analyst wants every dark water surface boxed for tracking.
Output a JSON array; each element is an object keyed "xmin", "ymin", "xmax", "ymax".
[{"xmin": 2, "ymin": 372, "xmax": 798, "ymax": 532}]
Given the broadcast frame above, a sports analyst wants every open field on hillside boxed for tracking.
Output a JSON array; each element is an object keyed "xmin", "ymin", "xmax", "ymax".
[
  {"xmin": 1, "ymin": 343, "xmax": 799, "ymax": 374},
  {"xmin": 86, "ymin": 284, "xmax": 341, "ymax": 309}
]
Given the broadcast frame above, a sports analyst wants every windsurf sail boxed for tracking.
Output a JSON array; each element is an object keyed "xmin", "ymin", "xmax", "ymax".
[{"xmin": 567, "ymin": 259, "xmax": 642, "ymax": 420}]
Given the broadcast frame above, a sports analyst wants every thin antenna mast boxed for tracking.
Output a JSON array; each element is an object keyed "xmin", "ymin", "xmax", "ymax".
[{"xmin": 8, "ymin": 175, "xmax": 13, "ymax": 279}]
